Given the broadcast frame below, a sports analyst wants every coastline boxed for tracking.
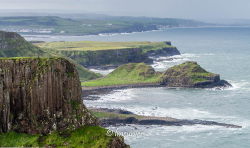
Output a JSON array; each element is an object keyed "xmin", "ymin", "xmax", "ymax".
[{"xmin": 24, "ymin": 25, "xmax": 250, "ymax": 38}]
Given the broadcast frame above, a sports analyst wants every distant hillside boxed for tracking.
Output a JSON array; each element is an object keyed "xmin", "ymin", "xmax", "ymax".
[
  {"xmin": 0, "ymin": 31, "xmax": 49, "ymax": 57},
  {"xmin": 0, "ymin": 16, "xmax": 208, "ymax": 35},
  {"xmin": 0, "ymin": 31, "xmax": 101, "ymax": 81}
]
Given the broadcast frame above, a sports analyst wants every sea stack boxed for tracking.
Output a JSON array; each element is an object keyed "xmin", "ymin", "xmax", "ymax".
[{"xmin": 160, "ymin": 61, "xmax": 232, "ymax": 88}]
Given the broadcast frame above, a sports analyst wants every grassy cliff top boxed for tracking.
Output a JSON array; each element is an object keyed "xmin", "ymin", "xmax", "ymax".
[
  {"xmin": 82, "ymin": 63, "xmax": 161, "ymax": 87},
  {"xmin": 37, "ymin": 41, "xmax": 174, "ymax": 51},
  {"xmin": 162, "ymin": 61, "xmax": 218, "ymax": 83}
]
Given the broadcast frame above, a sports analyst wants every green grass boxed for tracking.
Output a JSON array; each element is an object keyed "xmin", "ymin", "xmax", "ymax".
[
  {"xmin": 37, "ymin": 41, "xmax": 173, "ymax": 51},
  {"xmin": 0, "ymin": 132, "xmax": 40, "ymax": 147},
  {"xmin": 0, "ymin": 126, "xmax": 120, "ymax": 148},
  {"xmin": 82, "ymin": 63, "xmax": 161, "ymax": 87}
]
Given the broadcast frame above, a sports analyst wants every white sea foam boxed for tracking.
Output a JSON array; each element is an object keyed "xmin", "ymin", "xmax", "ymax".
[
  {"xmin": 92, "ymin": 89, "xmax": 136, "ymax": 102},
  {"xmin": 89, "ymin": 68, "xmax": 115, "ymax": 75},
  {"xmin": 151, "ymin": 53, "xmax": 200, "ymax": 71},
  {"xmin": 226, "ymin": 80, "xmax": 250, "ymax": 91},
  {"xmin": 121, "ymin": 106, "xmax": 217, "ymax": 119},
  {"xmin": 151, "ymin": 53, "xmax": 215, "ymax": 71}
]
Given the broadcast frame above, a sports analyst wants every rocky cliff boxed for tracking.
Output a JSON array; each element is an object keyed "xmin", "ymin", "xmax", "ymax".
[
  {"xmin": 0, "ymin": 57, "xmax": 97, "ymax": 134},
  {"xmin": 160, "ymin": 61, "xmax": 231, "ymax": 88}
]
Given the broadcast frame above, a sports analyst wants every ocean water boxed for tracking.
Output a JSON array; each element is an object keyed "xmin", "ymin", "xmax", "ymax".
[{"xmin": 25, "ymin": 27, "xmax": 250, "ymax": 148}]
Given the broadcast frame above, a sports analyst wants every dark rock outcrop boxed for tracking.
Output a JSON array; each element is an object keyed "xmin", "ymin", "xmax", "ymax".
[
  {"xmin": 100, "ymin": 118, "xmax": 241, "ymax": 128},
  {"xmin": 160, "ymin": 61, "xmax": 232, "ymax": 88},
  {"xmin": 0, "ymin": 57, "xmax": 97, "ymax": 134},
  {"xmin": 108, "ymin": 136, "xmax": 130, "ymax": 148}
]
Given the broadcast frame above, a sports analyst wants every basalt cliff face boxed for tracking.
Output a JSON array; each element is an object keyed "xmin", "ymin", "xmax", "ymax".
[{"xmin": 0, "ymin": 58, "xmax": 97, "ymax": 134}]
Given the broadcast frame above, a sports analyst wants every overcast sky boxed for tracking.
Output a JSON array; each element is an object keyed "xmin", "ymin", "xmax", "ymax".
[{"xmin": 1, "ymin": 0, "xmax": 250, "ymax": 20}]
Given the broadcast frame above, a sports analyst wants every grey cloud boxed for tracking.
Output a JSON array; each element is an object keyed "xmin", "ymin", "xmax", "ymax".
[{"xmin": 0, "ymin": 0, "xmax": 250, "ymax": 20}]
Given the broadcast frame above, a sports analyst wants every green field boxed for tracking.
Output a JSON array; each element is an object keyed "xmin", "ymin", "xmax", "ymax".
[
  {"xmin": 0, "ymin": 126, "xmax": 122, "ymax": 148},
  {"xmin": 37, "ymin": 41, "xmax": 173, "ymax": 51},
  {"xmin": 82, "ymin": 63, "xmax": 161, "ymax": 87}
]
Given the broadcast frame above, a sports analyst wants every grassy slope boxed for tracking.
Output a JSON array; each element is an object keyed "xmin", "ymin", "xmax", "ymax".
[
  {"xmin": 37, "ymin": 41, "xmax": 174, "ymax": 51},
  {"xmin": 0, "ymin": 31, "xmax": 49, "ymax": 57},
  {"xmin": 0, "ymin": 126, "xmax": 120, "ymax": 148},
  {"xmin": 82, "ymin": 63, "xmax": 161, "ymax": 87},
  {"xmin": 0, "ymin": 31, "xmax": 101, "ymax": 81},
  {"xmin": 163, "ymin": 61, "xmax": 217, "ymax": 83}
]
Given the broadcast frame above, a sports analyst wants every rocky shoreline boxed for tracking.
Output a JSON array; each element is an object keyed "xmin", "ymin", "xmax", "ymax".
[{"xmin": 90, "ymin": 108, "xmax": 242, "ymax": 128}]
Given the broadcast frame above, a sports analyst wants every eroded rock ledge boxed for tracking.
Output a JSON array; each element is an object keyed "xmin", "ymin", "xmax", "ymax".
[{"xmin": 0, "ymin": 57, "xmax": 97, "ymax": 134}]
